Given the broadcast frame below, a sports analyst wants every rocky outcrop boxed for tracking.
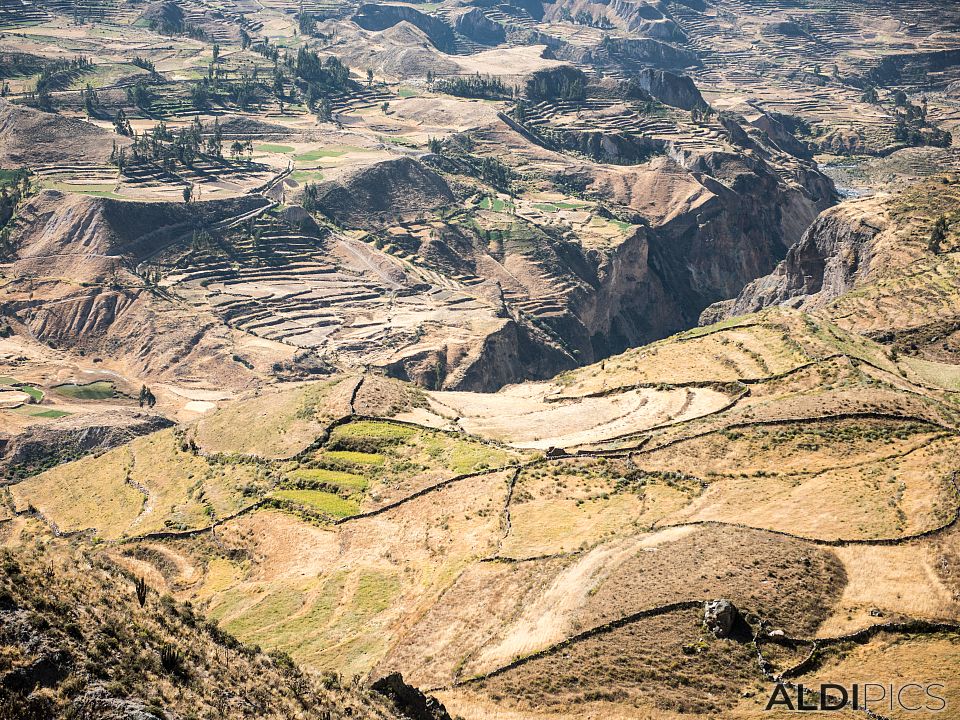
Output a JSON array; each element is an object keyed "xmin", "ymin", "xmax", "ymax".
[
  {"xmin": 383, "ymin": 317, "xmax": 574, "ymax": 392},
  {"xmin": 629, "ymin": 68, "xmax": 705, "ymax": 110},
  {"xmin": 352, "ymin": 4, "xmax": 456, "ymax": 52},
  {"xmin": 704, "ymin": 201, "xmax": 885, "ymax": 321},
  {"xmin": 451, "ymin": 7, "xmax": 505, "ymax": 45},
  {"xmin": 601, "ymin": 36, "xmax": 699, "ymax": 69},
  {"xmin": 313, "ymin": 157, "xmax": 455, "ymax": 228},
  {"xmin": 742, "ymin": 107, "xmax": 812, "ymax": 159},
  {"xmin": 371, "ymin": 673, "xmax": 452, "ymax": 720},
  {"xmin": 704, "ymin": 600, "xmax": 739, "ymax": 638},
  {"xmin": 0, "ymin": 410, "xmax": 173, "ymax": 482},
  {"xmin": 525, "ymin": 65, "xmax": 588, "ymax": 100},
  {"xmin": 552, "ymin": 128, "xmax": 666, "ymax": 165}
]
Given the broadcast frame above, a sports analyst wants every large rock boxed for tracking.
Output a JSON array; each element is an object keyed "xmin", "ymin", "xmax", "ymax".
[
  {"xmin": 704, "ymin": 599, "xmax": 739, "ymax": 638},
  {"xmin": 371, "ymin": 672, "xmax": 452, "ymax": 720}
]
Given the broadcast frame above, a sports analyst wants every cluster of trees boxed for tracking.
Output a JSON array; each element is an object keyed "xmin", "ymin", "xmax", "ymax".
[
  {"xmin": 0, "ymin": 170, "xmax": 30, "ymax": 258},
  {"xmin": 480, "ymin": 156, "xmax": 512, "ymax": 191},
  {"xmin": 26, "ymin": 56, "xmax": 93, "ymax": 109},
  {"xmin": 291, "ymin": 47, "xmax": 350, "ymax": 91},
  {"xmin": 557, "ymin": 7, "xmax": 612, "ymax": 28},
  {"xmin": 893, "ymin": 94, "xmax": 951, "ymax": 148},
  {"xmin": 126, "ymin": 79, "xmax": 154, "ymax": 109},
  {"xmin": 131, "ymin": 56, "xmax": 156, "ymax": 73},
  {"xmin": 298, "ymin": 12, "xmax": 317, "ymax": 36},
  {"xmin": 433, "ymin": 73, "xmax": 511, "ymax": 100},
  {"xmin": 252, "ymin": 38, "xmax": 281, "ymax": 63},
  {"xmin": 301, "ymin": 182, "xmax": 321, "ymax": 212},
  {"xmin": 185, "ymin": 49, "xmax": 349, "ymax": 116},
  {"xmin": 113, "ymin": 108, "xmax": 133, "ymax": 136},
  {"xmin": 690, "ymin": 105, "xmax": 716, "ymax": 123},
  {"xmin": 110, "ymin": 117, "xmax": 242, "ymax": 171},
  {"xmin": 148, "ymin": 12, "xmax": 205, "ymax": 39},
  {"xmin": 861, "ymin": 88, "xmax": 951, "ymax": 148},
  {"xmin": 81, "ymin": 83, "xmax": 101, "ymax": 116}
]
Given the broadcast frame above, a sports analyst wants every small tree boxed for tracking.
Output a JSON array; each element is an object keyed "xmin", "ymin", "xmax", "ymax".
[
  {"xmin": 380, "ymin": 101, "xmax": 389, "ymax": 114},
  {"xmin": 190, "ymin": 81, "xmax": 209, "ymax": 110},
  {"xmin": 138, "ymin": 384, "xmax": 156, "ymax": 408},
  {"xmin": 317, "ymin": 96, "xmax": 332, "ymax": 123},
  {"xmin": 135, "ymin": 576, "xmax": 148, "ymax": 607},
  {"xmin": 183, "ymin": 185, "xmax": 192, "ymax": 203},
  {"xmin": 113, "ymin": 108, "xmax": 133, "ymax": 136},
  {"xmin": 929, "ymin": 214, "xmax": 948, "ymax": 254},
  {"xmin": 366, "ymin": 68, "xmax": 374, "ymax": 86},
  {"xmin": 82, "ymin": 83, "xmax": 100, "ymax": 116}
]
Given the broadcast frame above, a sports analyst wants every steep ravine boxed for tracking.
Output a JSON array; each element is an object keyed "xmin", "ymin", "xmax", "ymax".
[{"xmin": 701, "ymin": 199, "xmax": 887, "ymax": 323}]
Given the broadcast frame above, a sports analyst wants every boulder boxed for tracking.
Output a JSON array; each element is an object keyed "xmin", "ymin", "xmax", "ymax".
[
  {"xmin": 704, "ymin": 599, "xmax": 738, "ymax": 638},
  {"xmin": 371, "ymin": 672, "xmax": 452, "ymax": 720}
]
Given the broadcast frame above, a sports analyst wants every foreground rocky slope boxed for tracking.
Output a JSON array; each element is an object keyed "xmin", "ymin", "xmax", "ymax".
[{"xmin": 0, "ymin": 542, "xmax": 405, "ymax": 720}]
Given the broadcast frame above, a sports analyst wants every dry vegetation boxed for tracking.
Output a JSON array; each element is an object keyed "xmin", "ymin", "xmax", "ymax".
[{"xmin": 0, "ymin": 542, "xmax": 402, "ymax": 720}]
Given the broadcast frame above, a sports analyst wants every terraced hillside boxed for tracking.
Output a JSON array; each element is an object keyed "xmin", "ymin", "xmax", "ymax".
[
  {"xmin": 5, "ymin": 309, "xmax": 960, "ymax": 718},
  {"xmin": 1, "ymin": 0, "xmax": 959, "ymax": 716}
]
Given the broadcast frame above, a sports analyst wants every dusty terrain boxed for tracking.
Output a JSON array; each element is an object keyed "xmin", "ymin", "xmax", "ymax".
[{"xmin": 1, "ymin": 0, "xmax": 959, "ymax": 718}]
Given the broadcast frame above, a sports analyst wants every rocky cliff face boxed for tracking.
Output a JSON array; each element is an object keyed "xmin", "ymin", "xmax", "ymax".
[
  {"xmin": 630, "ymin": 68, "xmax": 705, "ymax": 110},
  {"xmin": 553, "ymin": 129, "xmax": 666, "ymax": 164},
  {"xmin": 701, "ymin": 200, "xmax": 886, "ymax": 322},
  {"xmin": 601, "ymin": 36, "xmax": 699, "ymax": 69},
  {"xmin": 451, "ymin": 7, "xmax": 506, "ymax": 45}
]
